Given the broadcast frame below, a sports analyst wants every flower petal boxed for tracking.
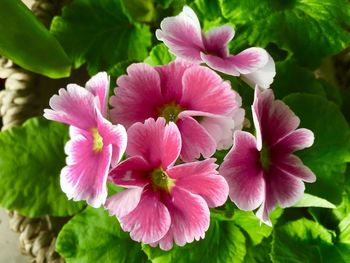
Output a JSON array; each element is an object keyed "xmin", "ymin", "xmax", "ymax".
[
  {"xmin": 203, "ymin": 25, "xmax": 234, "ymax": 57},
  {"xmin": 120, "ymin": 188, "xmax": 171, "ymax": 244},
  {"xmin": 109, "ymin": 156, "xmax": 151, "ymax": 188},
  {"xmin": 156, "ymin": 187, "xmax": 210, "ymax": 250},
  {"xmin": 127, "ymin": 118, "xmax": 182, "ymax": 169},
  {"xmin": 105, "ymin": 187, "xmax": 144, "ymax": 219},
  {"xmin": 110, "ymin": 63, "xmax": 163, "ymax": 129},
  {"xmin": 180, "ymin": 65, "xmax": 238, "ymax": 115},
  {"xmin": 252, "ymin": 88, "xmax": 300, "ymax": 149},
  {"xmin": 275, "ymin": 154, "xmax": 316, "ymax": 183},
  {"xmin": 44, "ymin": 84, "xmax": 96, "ymax": 130},
  {"xmin": 155, "ymin": 60, "xmax": 196, "ymax": 102},
  {"xmin": 85, "ymin": 72, "xmax": 109, "ymax": 116},
  {"xmin": 177, "ymin": 116, "xmax": 216, "ymax": 162},
  {"xmin": 219, "ymin": 131, "xmax": 265, "ymax": 211},
  {"xmin": 167, "ymin": 158, "xmax": 228, "ymax": 207},
  {"xmin": 273, "ymin": 128, "xmax": 314, "ymax": 153},
  {"xmin": 61, "ymin": 132, "xmax": 112, "ymax": 208},
  {"xmin": 241, "ymin": 53, "xmax": 276, "ymax": 89},
  {"xmin": 156, "ymin": 6, "xmax": 204, "ymax": 62}
]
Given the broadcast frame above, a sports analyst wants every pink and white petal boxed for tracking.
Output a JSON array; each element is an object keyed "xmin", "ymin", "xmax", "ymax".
[
  {"xmin": 255, "ymin": 194, "xmax": 277, "ymax": 227},
  {"xmin": 44, "ymin": 84, "xmax": 96, "ymax": 130},
  {"xmin": 219, "ymin": 131, "xmax": 265, "ymax": 211},
  {"xmin": 85, "ymin": 72, "xmax": 109, "ymax": 116},
  {"xmin": 110, "ymin": 63, "xmax": 163, "ymax": 128},
  {"xmin": 272, "ymin": 128, "xmax": 314, "ymax": 153},
  {"xmin": 120, "ymin": 188, "xmax": 171, "ymax": 244},
  {"xmin": 155, "ymin": 60, "xmax": 196, "ymax": 102},
  {"xmin": 105, "ymin": 187, "xmax": 144, "ymax": 219},
  {"xmin": 126, "ymin": 118, "xmax": 182, "ymax": 169},
  {"xmin": 156, "ymin": 187, "xmax": 210, "ymax": 250},
  {"xmin": 177, "ymin": 116, "xmax": 216, "ymax": 162},
  {"xmin": 274, "ymin": 154, "xmax": 316, "ymax": 183},
  {"xmin": 200, "ymin": 53, "xmax": 241, "ymax": 76},
  {"xmin": 252, "ymin": 88, "xmax": 300, "ymax": 147},
  {"xmin": 109, "ymin": 156, "xmax": 151, "ymax": 188},
  {"xmin": 203, "ymin": 25, "xmax": 235, "ymax": 57},
  {"xmin": 95, "ymin": 105, "xmax": 127, "ymax": 167},
  {"xmin": 180, "ymin": 66, "xmax": 238, "ymax": 115},
  {"xmin": 241, "ymin": 53, "xmax": 276, "ymax": 89},
  {"xmin": 268, "ymin": 166, "xmax": 305, "ymax": 208},
  {"xmin": 156, "ymin": 6, "xmax": 204, "ymax": 62},
  {"xmin": 61, "ymin": 138, "xmax": 112, "ymax": 208},
  {"xmin": 167, "ymin": 159, "xmax": 228, "ymax": 207}
]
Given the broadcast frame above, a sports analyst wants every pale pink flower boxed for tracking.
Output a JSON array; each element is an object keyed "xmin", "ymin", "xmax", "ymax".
[
  {"xmin": 156, "ymin": 6, "xmax": 276, "ymax": 89},
  {"xmin": 219, "ymin": 88, "xmax": 316, "ymax": 225},
  {"xmin": 110, "ymin": 61, "xmax": 244, "ymax": 162},
  {"xmin": 105, "ymin": 118, "xmax": 228, "ymax": 250},
  {"xmin": 44, "ymin": 72, "xmax": 127, "ymax": 208}
]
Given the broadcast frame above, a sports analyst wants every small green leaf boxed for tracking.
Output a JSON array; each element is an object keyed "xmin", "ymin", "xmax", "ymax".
[
  {"xmin": 0, "ymin": 118, "xmax": 84, "ymax": 217},
  {"xmin": 121, "ymin": 0, "xmax": 155, "ymax": 23},
  {"xmin": 0, "ymin": 0, "xmax": 71, "ymax": 78},
  {"xmin": 56, "ymin": 207, "xmax": 148, "ymax": 263},
  {"xmin": 293, "ymin": 193, "xmax": 336, "ymax": 208},
  {"xmin": 220, "ymin": 0, "xmax": 350, "ymax": 68},
  {"xmin": 51, "ymin": 0, "xmax": 152, "ymax": 75},
  {"xmin": 144, "ymin": 44, "xmax": 175, "ymax": 66},
  {"xmin": 142, "ymin": 218, "xmax": 246, "ymax": 263},
  {"xmin": 283, "ymin": 94, "xmax": 350, "ymax": 204}
]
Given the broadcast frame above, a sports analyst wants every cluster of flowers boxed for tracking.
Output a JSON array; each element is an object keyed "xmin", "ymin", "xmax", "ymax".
[{"xmin": 44, "ymin": 7, "xmax": 316, "ymax": 250}]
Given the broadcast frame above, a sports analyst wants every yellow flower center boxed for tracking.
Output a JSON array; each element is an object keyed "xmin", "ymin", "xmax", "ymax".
[
  {"xmin": 91, "ymin": 128, "xmax": 103, "ymax": 153},
  {"xmin": 158, "ymin": 102, "xmax": 183, "ymax": 123},
  {"xmin": 151, "ymin": 168, "xmax": 175, "ymax": 192}
]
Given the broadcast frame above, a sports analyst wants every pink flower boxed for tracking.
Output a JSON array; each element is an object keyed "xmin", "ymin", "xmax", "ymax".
[
  {"xmin": 44, "ymin": 72, "xmax": 127, "ymax": 208},
  {"xmin": 156, "ymin": 6, "xmax": 276, "ymax": 89},
  {"xmin": 105, "ymin": 118, "xmax": 228, "ymax": 250},
  {"xmin": 219, "ymin": 88, "xmax": 316, "ymax": 225},
  {"xmin": 110, "ymin": 61, "xmax": 244, "ymax": 162}
]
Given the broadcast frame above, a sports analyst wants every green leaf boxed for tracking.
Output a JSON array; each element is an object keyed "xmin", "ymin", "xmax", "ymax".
[
  {"xmin": 0, "ymin": 0, "xmax": 71, "ymax": 78},
  {"xmin": 283, "ymin": 94, "xmax": 350, "ymax": 204},
  {"xmin": 271, "ymin": 219, "xmax": 342, "ymax": 263},
  {"xmin": 142, "ymin": 218, "xmax": 246, "ymax": 263},
  {"xmin": 293, "ymin": 193, "xmax": 336, "ymax": 209},
  {"xmin": 0, "ymin": 118, "xmax": 84, "ymax": 217},
  {"xmin": 56, "ymin": 207, "xmax": 148, "ymax": 263},
  {"xmin": 121, "ymin": 0, "xmax": 155, "ymax": 23},
  {"xmin": 220, "ymin": 0, "xmax": 350, "ymax": 68},
  {"xmin": 144, "ymin": 44, "xmax": 175, "ymax": 66},
  {"xmin": 51, "ymin": 0, "xmax": 152, "ymax": 75}
]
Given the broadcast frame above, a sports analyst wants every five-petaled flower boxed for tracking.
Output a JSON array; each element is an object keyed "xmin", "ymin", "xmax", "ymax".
[
  {"xmin": 105, "ymin": 118, "xmax": 228, "ymax": 250},
  {"xmin": 220, "ymin": 88, "xmax": 316, "ymax": 225},
  {"xmin": 156, "ymin": 6, "xmax": 276, "ymax": 89},
  {"xmin": 110, "ymin": 61, "xmax": 244, "ymax": 162},
  {"xmin": 44, "ymin": 72, "xmax": 127, "ymax": 207}
]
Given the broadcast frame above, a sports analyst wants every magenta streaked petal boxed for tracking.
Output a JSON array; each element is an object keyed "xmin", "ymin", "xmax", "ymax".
[
  {"xmin": 167, "ymin": 159, "xmax": 228, "ymax": 207},
  {"xmin": 220, "ymin": 131, "xmax": 265, "ymax": 211},
  {"xmin": 155, "ymin": 60, "xmax": 196, "ymax": 102},
  {"xmin": 61, "ymin": 135, "xmax": 112, "ymax": 208},
  {"xmin": 105, "ymin": 187, "xmax": 144, "ymax": 219},
  {"xmin": 120, "ymin": 188, "xmax": 171, "ymax": 244},
  {"xmin": 273, "ymin": 128, "xmax": 314, "ymax": 153},
  {"xmin": 275, "ymin": 154, "xmax": 316, "ymax": 183},
  {"xmin": 177, "ymin": 116, "xmax": 216, "ymax": 162},
  {"xmin": 200, "ymin": 53, "xmax": 240, "ymax": 76},
  {"xmin": 109, "ymin": 156, "xmax": 151, "ymax": 188},
  {"xmin": 156, "ymin": 6, "xmax": 204, "ymax": 62},
  {"xmin": 180, "ymin": 65, "xmax": 237, "ymax": 115},
  {"xmin": 203, "ymin": 25, "xmax": 234, "ymax": 57},
  {"xmin": 86, "ymin": 72, "xmax": 109, "ymax": 116},
  {"xmin": 253, "ymin": 88, "xmax": 300, "ymax": 147},
  {"xmin": 110, "ymin": 63, "xmax": 163, "ymax": 128},
  {"xmin": 156, "ymin": 187, "xmax": 210, "ymax": 250},
  {"xmin": 44, "ymin": 84, "xmax": 96, "ymax": 130},
  {"xmin": 127, "ymin": 118, "xmax": 182, "ymax": 169},
  {"xmin": 241, "ymin": 53, "xmax": 276, "ymax": 89}
]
